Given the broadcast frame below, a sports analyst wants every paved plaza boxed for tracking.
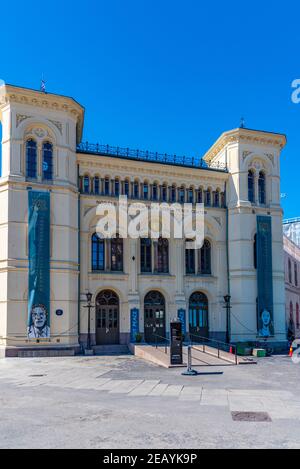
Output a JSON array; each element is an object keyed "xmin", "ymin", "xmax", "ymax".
[{"xmin": 0, "ymin": 353, "xmax": 300, "ymax": 449}]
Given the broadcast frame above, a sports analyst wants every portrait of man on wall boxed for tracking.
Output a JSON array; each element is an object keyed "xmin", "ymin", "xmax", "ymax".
[{"xmin": 27, "ymin": 304, "xmax": 50, "ymax": 339}]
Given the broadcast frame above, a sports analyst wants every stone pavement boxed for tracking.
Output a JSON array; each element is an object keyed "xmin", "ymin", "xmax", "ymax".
[{"xmin": 0, "ymin": 354, "xmax": 300, "ymax": 448}]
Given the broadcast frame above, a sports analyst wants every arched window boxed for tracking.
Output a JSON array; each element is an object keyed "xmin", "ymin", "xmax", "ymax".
[
  {"xmin": 83, "ymin": 175, "xmax": 90, "ymax": 194},
  {"xmin": 94, "ymin": 176, "xmax": 100, "ymax": 195},
  {"xmin": 248, "ymin": 170, "xmax": 255, "ymax": 203},
  {"xmin": 205, "ymin": 189, "xmax": 211, "ymax": 207},
  {"xmin": 288, "ymin": 258, "xmax": 292, "ymax": 283},
  {"xmin": 296, "ymin": 303, "xmax": 300, "ymax": 329},
  {"xmin": 254, "ymin": 234, "xmax": 257, "ymax": 269},
  {"xmin": 188, "ymin": 187, "xmax": 194, "ymax": 204},
  {"xmin": 134, "ymin": 180, "xmax": 139, "ymax": 198},
  {"xmin": 152, "ymin": 183, "xmax": 158, "ymax": 201},
  {"xmin": 26, "ymin": 139, "xmax": 37, "ymax": 179},
  {"xmin": 185, "ymin": 240, "xmax": 195, "ymax": 274},
  {"xmin": 155, "ymin": 238, "xmax": 169, "ymax": 273},
  {"xmin": 143, "ymin": 182, "xmax": 149, "ymax": 200},
  {"xmin": 124, "ymin": 180, "xmax": 130, "ymax": 197},
  {"xmin": 294, "ymin": 262, "xmax": 298, "ymax": 287},
  {"xmin": 141, "ymin": 238, "xmax": 152, "ymax": 273},
  {"xmin": 92, "ymin": 233, "xmax": 105, "ymax": 271},
  {"xmin": 114, "ymin": 178, "xmax": 120, "ymax": 197},
  {"xmin": 171, "ymin": 185, "xmax": 177, "ymax": 202},
  {"xmin": 111, "ymin": 234, "xmax": 123, "ymax": 272},
  {"xmin": 290, "ymin": 301, "xmax": 294, "ymax": 322},
  {"xmin": 258, "ymin": 171, "xmax": 266, "ymax": 204},
  {"xmin": 162, "ymin": 184, "xmax": 167, "ymax": 202},
  {"xmin": 199, "ymin": 239, "xmax": 211, "ymax": 274},
  {"xmin": 104, "ymin": 177, "xmax": 110, "ymax": 195},
  {"xmin": 197, "ymin": 188, "xmax": 203, "ymax": 204},
  {"xmin": 42, "ymin": 141, "xmax": 53, "ymax": 180},
  {"xmin": 179, "ymin": 186, "xmax": 185, "ymax": 203},
  {"xmin": 214, "ymin": 190, "xmax": 220, "ymax": 207}
]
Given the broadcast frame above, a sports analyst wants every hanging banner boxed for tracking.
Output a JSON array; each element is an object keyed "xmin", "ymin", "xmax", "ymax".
[
  {"xmin": 27, "ymin": 191, "xmax": 51, "ymax": 339},
  {"xmin": 177, "ymin": 308, "xmax": 186, "ymax": 336},
  {"xmin": 256, "ymin": 216, "xmax": 274, "ymax": 337},
  {"xmin": 130, "ymin": 308, "xmax": 139, "ymax": 342}
]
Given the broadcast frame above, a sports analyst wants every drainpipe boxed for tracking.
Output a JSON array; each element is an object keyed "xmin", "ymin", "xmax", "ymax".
[{"xmin": 77, "ymin": 164, "xmax": 81, "ymax": 349}]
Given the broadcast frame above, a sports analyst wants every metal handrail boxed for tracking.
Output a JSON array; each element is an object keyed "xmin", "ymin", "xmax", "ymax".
[
  {"xmin": 77, "ymin": 142, "xmax": 228, "ymax": 172},
  {"xmin": 152, "ymin": 332, "xmax": 170, "ymax": 355},
  {"xmin": 189, "ymin": 333, "xmax": 238, "ymax": 365}
]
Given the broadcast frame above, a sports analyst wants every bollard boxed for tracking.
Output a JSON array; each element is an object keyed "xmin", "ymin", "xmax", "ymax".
[{"xmin": 182, "ymin": 345, "xmax": 198, "ymax": 376}]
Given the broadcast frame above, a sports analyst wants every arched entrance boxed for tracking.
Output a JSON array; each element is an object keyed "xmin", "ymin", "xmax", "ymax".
[
  {"xmin": 189, "ymin": 292, "xmax": 209, "ymax": 340},
  {"xmin": 144, "ymin": 291, "xmax": 166, "ymax": 343},
  {"xmin": 95, "ymin": 290, "xmax": 119, "ymax": 345}
]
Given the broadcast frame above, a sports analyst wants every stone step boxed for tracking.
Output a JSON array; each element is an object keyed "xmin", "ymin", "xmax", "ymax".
[
  {"xmin": 18, "ymin": 348, "xmax": 75, "ymax": 358},
  {"xmin": 92, "ymin": 344, "xmax": 129, "ymax": 355}
]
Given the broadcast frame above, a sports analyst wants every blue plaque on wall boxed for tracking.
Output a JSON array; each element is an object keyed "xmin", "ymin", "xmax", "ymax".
[
  {"xmin": 177, "ymin": 308, "xmax": 186, "ymax": 335},
  {"xmin": 256, "ymin": 216, "xmax": 274, "ymax": 337},
  {"xmin": 130, "ymin": 308, "xmax": 139, "ymax": 342}
]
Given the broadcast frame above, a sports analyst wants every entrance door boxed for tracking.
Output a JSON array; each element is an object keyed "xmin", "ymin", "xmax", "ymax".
[
  {"xmin": 144, "ymin": 291, "xmax": 166, "ymax": 343},
  {"xmin": 96, "ymin": 290, "xmax": 119, "ymax": 345},
  {"xmin": 189, "ymin": 292, "xmax": 209, "ymax": 341}
]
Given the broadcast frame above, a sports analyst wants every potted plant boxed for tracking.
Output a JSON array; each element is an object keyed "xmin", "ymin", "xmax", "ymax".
[{"xmin": 135, "ymin": 332, "xmax": 142, "ymax": 343}]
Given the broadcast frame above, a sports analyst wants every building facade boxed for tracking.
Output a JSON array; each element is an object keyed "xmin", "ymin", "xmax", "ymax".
[
  {"xmin": 283, "ymin": 218, "xmax": 300, "ymax": 247},
  {"xmin": 284, "ymin": 235, "xmax": 300, "ymax": 340},
  {"xmin": 0, "ymin": 84, "xmax": 287, "ymax": 356}
]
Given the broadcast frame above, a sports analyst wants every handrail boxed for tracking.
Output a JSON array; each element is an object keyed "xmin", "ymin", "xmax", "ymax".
[
  {"xmin": 189, "ymin": 333, "xmax": 238, "ymax": 365},
  {"xmin": 152, "ymin": 332, "xmax": 170, "ymax": 355},
  {"xmin": 77, "ymin": 142, "xmax": 228, "ymax": 172}
]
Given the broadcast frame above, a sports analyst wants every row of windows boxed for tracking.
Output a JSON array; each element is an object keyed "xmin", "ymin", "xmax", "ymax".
[
  {"xmin": 288, "ymin": 258, "xmax": 298, "ymax": 286},
  {"xmin": 26, "ymin": 139, "xmax": 53, "ymax": 180},
  {"xmin": 248, "ymin": 170, "xmax": 266, "ymax": 204},
  {"xmin": 80, "ymin": 176, "xmax": 226, "ymax": 207},
  {"xmin": 92, "ymin": 235, "xmax": 212, "ymax": 275}
]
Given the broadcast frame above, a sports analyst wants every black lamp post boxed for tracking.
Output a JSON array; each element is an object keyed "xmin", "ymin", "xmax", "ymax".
[
  {"xmin": 223, "ymin": 294, "xmax": 231, "ymax": 344},
  {"xmin": 84, "ymin": 291, "xmax": 93, "ymax": 351}
]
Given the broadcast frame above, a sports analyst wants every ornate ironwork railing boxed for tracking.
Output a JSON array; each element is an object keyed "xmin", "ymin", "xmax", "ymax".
[{"xmin": 77, "ymin": 142, "xmax": 227, "ymax": 172}]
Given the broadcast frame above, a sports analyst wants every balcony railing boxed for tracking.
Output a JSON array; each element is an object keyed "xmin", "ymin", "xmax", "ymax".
[{"xmin": 77, "ymin": 142, "xmax": 227, "ymax": 172}]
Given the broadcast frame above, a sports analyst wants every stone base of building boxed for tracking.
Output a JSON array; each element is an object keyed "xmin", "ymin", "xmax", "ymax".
[{"xmin": 0, "ymin": 345, "xmax": 81, "ymax": 358}]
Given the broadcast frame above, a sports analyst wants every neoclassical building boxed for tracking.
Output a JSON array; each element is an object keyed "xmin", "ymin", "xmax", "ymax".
[
  {"xmin": 0, "ymin": 84, "xmax": 287, "ymax": 356},
  {"xmin": 284, "ymin": 235, "xmax": 300, "ymax": 340}
]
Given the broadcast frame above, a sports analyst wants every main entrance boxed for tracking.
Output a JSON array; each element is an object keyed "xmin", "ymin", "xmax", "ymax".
[
  {"xmin": 188, "ymin": 292, "xmax": 209, "ymax": 340},
  {"xmin": 144, "ymin": 291, "xmax": 166, "ymax": 343},
  {"xmin": 95, "ymin": 290, "xmax": 119, "ymax": 345}
]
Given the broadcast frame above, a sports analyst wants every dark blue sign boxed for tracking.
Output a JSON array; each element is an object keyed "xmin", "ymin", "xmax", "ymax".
[
  {"xmin": 130, "ymin": 308, "xmax": 139, "ymax": 342},
  {"xmin": 257, "ymin": 216, "xmax": 274, "ymax": 337},
  {"xmin": 27, "ymin": 191, "xmax": 51, "ymax": 339},
  {"xmin": 177, "ymin": 308, "xmax": 186, "ymax": 336}
]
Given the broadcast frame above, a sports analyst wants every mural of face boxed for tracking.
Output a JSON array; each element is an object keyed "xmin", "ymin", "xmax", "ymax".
[
  {"xmin": 261, "ymin": 309, "xmax": 271, "ymax": 326},
  {"xmin": 259, "ymin": 309, "xmax": 272, "ymax": 337},
  {"xmin": 31, "ymin": 306, "xmax": 47, "ymax": 329}
]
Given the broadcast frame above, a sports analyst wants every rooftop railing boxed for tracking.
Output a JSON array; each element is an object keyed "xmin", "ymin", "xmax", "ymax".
[{"xmin": 77, "ymin": 142, "xmax": 227, "ymax": 172}]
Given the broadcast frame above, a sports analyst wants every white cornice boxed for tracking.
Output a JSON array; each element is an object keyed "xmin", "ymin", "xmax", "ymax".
[
  {"xmin": 0, "ymin": 84, "xmax": 85, "ymax": 143},
  {"xmin": 203, "ymin": 128, "xmax": 287, "ymax": 163}
]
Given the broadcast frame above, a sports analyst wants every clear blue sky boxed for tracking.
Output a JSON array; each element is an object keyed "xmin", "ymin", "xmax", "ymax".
[{"xmin": 1, "ymin": 0, "xmax": 299, "ymax": 218}]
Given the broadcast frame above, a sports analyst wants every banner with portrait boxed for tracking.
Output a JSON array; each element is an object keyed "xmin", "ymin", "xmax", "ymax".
[
  {"xmin": 256, "ymin": 216, "xmax": 274, "ymax": 337},
  {"xmin": 27, "ymin": 191, "xmax": 50, "ymax": 339}
]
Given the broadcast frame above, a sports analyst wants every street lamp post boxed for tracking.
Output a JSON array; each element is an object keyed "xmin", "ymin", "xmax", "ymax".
[
  {"xmin": 223, "ymin": 294, "xmax": 231, "ymax": 344},
  {"xmin": 84, "ymin": 291, "xmax": 94, "ymax": 353}
]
